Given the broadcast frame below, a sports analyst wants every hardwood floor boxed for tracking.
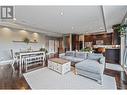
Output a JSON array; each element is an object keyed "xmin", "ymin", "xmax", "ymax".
[
  {"xmin": 0, "ymin": 66, "xmax": 31, "ymax": 89},
  {"xmin": 0, "ymin": 63, "xmax": 127, "ymax": 89},
  {"xmin": 0, "ymin": 74, "xmax": 30, "ymax": 89}
]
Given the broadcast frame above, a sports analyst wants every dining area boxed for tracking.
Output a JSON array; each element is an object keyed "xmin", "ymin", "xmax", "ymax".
[
  {"xmin": 14, "ymin": 50, "xmax": 46, "ymax": 74},
  {"xmin": 0, "ymin": 49, "xmax": 46, "ymax": 89},
  {"xmin": 0, "ymin": 49, "xmax": 46, "ymax": 76}
]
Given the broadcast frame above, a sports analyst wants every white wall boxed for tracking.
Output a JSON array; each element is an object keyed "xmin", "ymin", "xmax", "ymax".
[
  {"xmin": 0, "ymin": 27, "xmax": 47, "ymax": 60},
  {"xmin": 48, "ymin": 40, "xmax": 55, "ymax": 53}
]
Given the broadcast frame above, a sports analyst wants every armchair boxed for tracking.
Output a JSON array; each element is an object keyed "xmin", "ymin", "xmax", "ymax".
[{"xmin": 75, "ymin": 53, "xmax": 105, "ymax": 84}]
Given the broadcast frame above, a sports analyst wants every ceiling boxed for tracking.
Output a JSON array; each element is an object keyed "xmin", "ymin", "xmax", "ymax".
[{"xmin": 1, "ymin": 6, "xmax": 127, "ymax": 37}]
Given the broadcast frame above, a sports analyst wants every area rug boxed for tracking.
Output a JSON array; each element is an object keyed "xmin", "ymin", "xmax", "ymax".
[
  {"xmin": 23, "ymin": 67, "xmax": 116, "ymax": 89},
  {"xmin": 106, "ymin": 63, "xmax": 124, "ymax": 71}
]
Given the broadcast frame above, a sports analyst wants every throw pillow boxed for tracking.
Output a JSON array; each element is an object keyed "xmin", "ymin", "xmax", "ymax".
[{"xmin": 98, "ymin": 57, "xmax": 104, "ymax": 64}]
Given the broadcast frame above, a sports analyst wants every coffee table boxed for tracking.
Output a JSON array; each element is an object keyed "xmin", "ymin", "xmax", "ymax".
[{"xmin": 48, "ymin": 58, "xmax": 71, "ymax": 74}]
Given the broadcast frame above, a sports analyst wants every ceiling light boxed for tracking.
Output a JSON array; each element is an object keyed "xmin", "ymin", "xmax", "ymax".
[
  {"xmin": 99, "ymin": 27, "xmax": 104, "ymax": 31},
  {"xmin": 2, "ymin": 27, "xmax": 11, "ymax": 31},
  {"xmin": 60, "ymin": 12, "xmax": 64, "ymax": 16},
  {"xmin": 13, "ymin": 18, "xmax": 16, "ymax": 21},
  {"xmin": 71, "ymin": 26, "xmax": 74, "ymax": 30}
]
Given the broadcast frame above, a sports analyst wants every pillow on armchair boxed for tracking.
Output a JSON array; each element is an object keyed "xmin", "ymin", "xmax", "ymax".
[
  {"xmin": 98, "ymin": 57, "xmax": 105, "ymax": 64},
  {"xmin": 75, "ymin": 52, "xmax": 87, "ymax": 59}
]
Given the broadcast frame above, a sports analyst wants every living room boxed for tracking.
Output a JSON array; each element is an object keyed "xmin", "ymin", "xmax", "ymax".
[{"xmin": 0, "ymin": 5, "xmax": 127, "ymax": 90}]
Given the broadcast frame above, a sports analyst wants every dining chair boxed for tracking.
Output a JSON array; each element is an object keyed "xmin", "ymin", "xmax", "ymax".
[{"xmin": 10, "ymin": 49, "xmax": 21, "ymax": 75}]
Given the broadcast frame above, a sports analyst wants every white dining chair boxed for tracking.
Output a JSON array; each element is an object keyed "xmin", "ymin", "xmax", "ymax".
[{"xmin": 10, "ymin": 49, "xmax": 18, "ymax": 74}]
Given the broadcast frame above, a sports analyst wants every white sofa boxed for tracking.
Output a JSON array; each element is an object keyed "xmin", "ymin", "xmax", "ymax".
[
  {"xmin": 59, "ymin": 51, "xmax": 105, "ymax": 84},
  {"xmin": 75, "ymin": 53, "xmax": 105, "ymax": 84},
  {"xmin": 59, "ymin": 51, "xmax": 87, "ymax": 65}
]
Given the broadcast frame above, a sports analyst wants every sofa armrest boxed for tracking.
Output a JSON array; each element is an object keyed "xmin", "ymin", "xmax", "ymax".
[
  {"xmin": 99, "ymin": 57, "xmax": 106, "ymax": 72},
  {"xmin": 59, "ymin": 53, "xmax": 65, "ymax": 58}
]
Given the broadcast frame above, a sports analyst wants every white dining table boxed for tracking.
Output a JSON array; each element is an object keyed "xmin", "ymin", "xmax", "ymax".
[{"xmin": 16, "ymin": 51, "xmax": 45, "ymax": 75}]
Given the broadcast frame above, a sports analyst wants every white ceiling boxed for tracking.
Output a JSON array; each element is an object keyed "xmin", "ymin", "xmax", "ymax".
[
  {"xmin": 3, "ymin": 6, "xmax": 127, "ymax": 37},
  {"xmin": 103, "ymin": 6, "xmax": 127, "ymax": 32}
]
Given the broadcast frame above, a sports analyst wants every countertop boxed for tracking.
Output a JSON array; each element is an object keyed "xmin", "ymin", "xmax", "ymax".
[
  {"xmin": 93, "ymin": 45, "xmax": 120, "ymax": 49},
  {"xmin": 105, "ymin": 48, "xmax": 120, "ymax": 49}
]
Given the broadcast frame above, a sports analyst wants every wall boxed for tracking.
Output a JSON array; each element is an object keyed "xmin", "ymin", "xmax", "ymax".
[
  {"xmin": 63, "ymin": 34, "xmax": 70, "ymax": 51},
  {"xmin": 0, "ymin": 26, "xmax": 50, "ymax": 60},
  {"xmin": 79, "ymin": 35, "xmax": 84, "ymax": 41},
  {"xmin": 45, "ymin": 36, "xmax": 60, "ymax": 52}
]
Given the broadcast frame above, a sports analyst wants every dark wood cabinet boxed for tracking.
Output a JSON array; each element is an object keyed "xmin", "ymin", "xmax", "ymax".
[
  {"xmin": 64, "ymin": 34, "xmax": 80, "ymax": 51},
  {"xmin": 63, "ymin": 35, "xmax": 70, "ymax": 51},
  {"xmin": 84, "ymin": 33, "xmax": 113, "ymax": 45},
  {"xmin": 113, "ymin": 31, "xmax": 120, "ymax": 45},
  {"xmin": 103, "ymin": 34, "xmax": 112, "ymax": 45},
  {"xmin": 72, "ymin": 34, "xmax": 79, "ymax": 50},
  {"xmin": 105, "ymin": 49, "xmax": 120, "ymax": 64},
  {"xmin": 112, "ymin": 24, "xmax": 120, "ymax": 45},
  {"xmin": 84, "ymin": 35, "xmax": 93, "ymax": 42}
]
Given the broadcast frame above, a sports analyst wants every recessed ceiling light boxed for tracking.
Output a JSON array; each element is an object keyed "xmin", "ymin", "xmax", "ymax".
[
  {"xmin": 71, "ymin": 26, "xmax": 74, "ymax": 30},
  {"xmin": 13, "ymin": 18, "xmax": 16, "ymax": 21},
  {"xmin": 99, "ymin": 27, "xmax": 104, "ymax": 30},
  {"xmin": 60, "ymin": 12, "xmax": 64, "ymax": 16}
]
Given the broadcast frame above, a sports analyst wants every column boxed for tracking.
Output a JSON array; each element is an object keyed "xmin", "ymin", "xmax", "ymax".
[
  {"xmin": 63, "ymin": 35, "xmax": 66, "ymax": 50},
  {"xmin": 70, "ymin": 33, "xmax": 72, "ymax": 51},
  {"xmin": 83, "ymin": 34, "xmax": 85, "ymax": 49},
  {"xmin": 121, "ymin": 36, "xmax": 125, "ymax": 66}
]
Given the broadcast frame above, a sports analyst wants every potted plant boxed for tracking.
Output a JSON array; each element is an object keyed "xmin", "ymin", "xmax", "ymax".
[
  {"xmin": 81, "ymin": 47, "xmax": 93, "ymax": 53},
  {"xmin": 40, "ymin": 48, "xmax": 48, "ymax": 53},
  {"xmin": 113, "ymin": 24, "xmax": 127, "ymax": 37},
  {"xmin": 23, "ymin": 37, "xmax": 30, "ymax": 44}
]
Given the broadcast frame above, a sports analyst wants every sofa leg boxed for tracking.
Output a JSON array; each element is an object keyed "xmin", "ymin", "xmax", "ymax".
[
  {"xmin": 97, "ymin": 80, "xmax": 102, "ymax": 85},
  {"xmin": 97, "ymin": 78, "xmax": 103, "ymax": 85},
  {"xmin": 101, "ymin": 76, "xmax": 103, "ymax": 85}
]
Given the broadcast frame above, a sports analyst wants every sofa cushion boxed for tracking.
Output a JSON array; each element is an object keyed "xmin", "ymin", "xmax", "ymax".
[
  {"xmin": 61, "ymin": 56, "xmax": 74, "ymax": 61},
  {"xmin": 75, "ymin": 59, "xmax": 102, "ymax": 74},
  {"xmin": 72, "ymin": 57, "xmax": 84, "ymax": 63},
  {"xmin": 75, "ymin": 52, "xmax": 87, "ymax": 59},
  {"xmin": 88, "ymin": 53, "xmax": 103, "ymax": 60},
  {"xmin": 61, "ymin": 55, "xmax": 84, "ymax": 63},
  {"xmin": 65, "ymin": 51, "xmax": 75, "ymax": 56}
]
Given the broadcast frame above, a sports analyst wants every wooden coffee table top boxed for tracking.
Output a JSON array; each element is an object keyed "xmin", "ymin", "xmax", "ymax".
[{"xmin": 49, "ymin": 58, "xmax": 70, "ymax": 64}]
